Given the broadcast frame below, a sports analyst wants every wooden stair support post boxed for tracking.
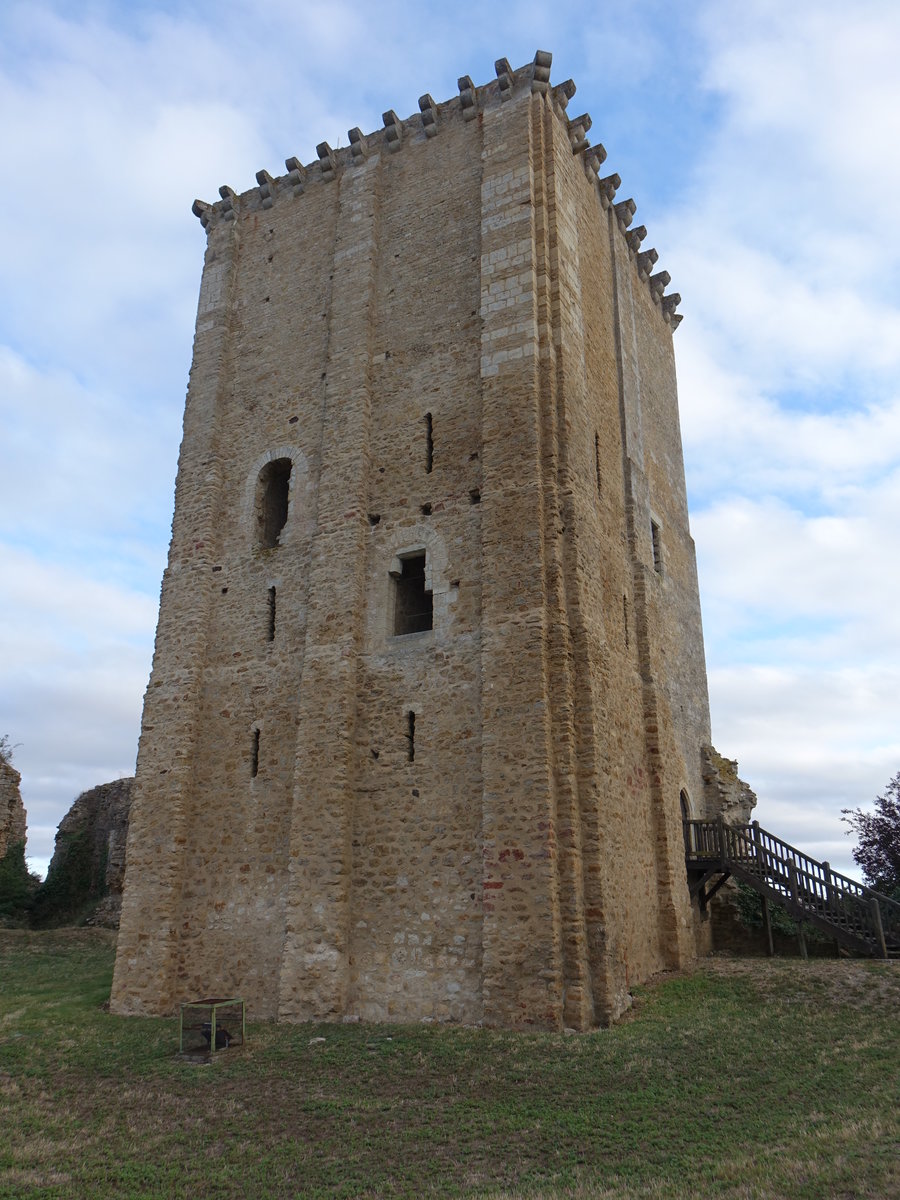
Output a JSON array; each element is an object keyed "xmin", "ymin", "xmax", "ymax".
[
  {"xmin": 788, "ymin": 862, "xmax": 808, "ymax": 960},
  {"xmin": 870, "ymin": 897, "xmax": 888, "ymax": 959},
  {"xmin": 761, "ymin": 895, "xmax": 774, "ymax": 957},
  {"xmin": 822, "ymin": 860, "xmax": 840, "ymax": 956},
  {"xmin": 796, "ymin": 919, "xmax": 809, "ymax": 960}
]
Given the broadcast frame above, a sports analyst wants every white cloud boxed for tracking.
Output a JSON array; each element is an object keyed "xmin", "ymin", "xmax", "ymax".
[
  {"xmin": 679, "ymin": 336, "xmax": 900, "ymax": 503},
  {"xmin": 0, "ymin": 546, "xmax": 156, "ymax": 873},
  {"xmin": 0, "ymin": 8, "xmax": 266, "ymax": 387},
  {"xmin": 658, "ymin": 0, "xmax": 900, "ymax": 402},
  {"xmin": 0, "ymin": 349, "xmax": 178, "ymax": 593},
  {"xmin": 701, "ymin": 0, "xmax": 900, "ymax": 219},
  {"xmin": 695, "ymin": 492, "xmax": 900, "ymax": 632},
  {"xmin": 709, "ymin": 664, "xmax": 900, "ymax": 875}
]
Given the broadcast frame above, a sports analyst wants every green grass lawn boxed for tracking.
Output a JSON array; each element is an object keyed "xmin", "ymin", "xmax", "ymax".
[{"xmin": 1, "ymin": 930, "xmax": 897, "ymax": 1199}]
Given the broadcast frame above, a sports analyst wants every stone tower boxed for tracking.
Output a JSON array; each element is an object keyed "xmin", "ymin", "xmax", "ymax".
[{"xmin": 112, "ymin": 52, "xmax": 721, "ymax": 1029}]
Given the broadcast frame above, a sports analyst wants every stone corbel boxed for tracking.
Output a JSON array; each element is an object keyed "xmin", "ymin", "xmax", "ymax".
[
  {"xmin": 284, "ymin": 157, "xmax": 307, "ymax": 196},
  {"xmin": 531, "ymin": 49, "xmax": 552, "ymax": 94},
  {"xmin": 458, "ymin": 74, "xmax": 479, "ymax": 120},
  {"xmin": 255, "ymin": 169, "xmax": 275, "ymax": 209},
  {"xmin": 191, "ymin": 198, "xmax": 212, "ymax": 230},
  {"xmin": 383, "ymin": 110, "xmax": 403, "ymax": 152},
  {"xmin": 218, "ymin": 185, "xmax": 237, "ymax": 221},
  {"xmin": 316, "ymin": 142, "xmax": 337, "ymax": 180},
  {"xmin": 584, "ymin": 145, "xmax": 607, "ymax": 176},
  {"xmin": 495, "ymin": 57, "xmax": 514, "ymax": 99},
  {"xmin": 649, "ymin": 270, "xmax": 671, "ymax": 301},
  {"xmin": 553, "ymin": 79, "xmax": 576, "ymax": 110},
  {"xmin": 419, "ymin": 94, "xmax": 439, "ymax": 137},
  {"xmin": 349, "ymin": 127, "xmax": 368, "ymax": 161},
  {"xmin": 567, "ymin": 113, "xmax": 592, "ymax": 154},
  {"xmin": 614, "ymin": 198, "xmax": 636, "ymax": 229},
  {"xmin": 626, "ymin": 225, "xmax": 647, "ymax": 253},
  {"xmin": 662, "ymin": 293, "xmax": 682, "ymax": 327},
  {"xmin": 598, "ymin": 173, "xmax": 620, "ymax": 207},
  {"xmin": 637, "ymin": 248, "xmax": 659, "ymax": 280}
]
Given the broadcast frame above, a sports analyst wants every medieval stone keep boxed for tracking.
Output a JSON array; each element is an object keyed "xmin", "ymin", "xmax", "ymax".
[{"xmin": 112, "ymin": 52, "xmax": 735, "ymax": 1029}]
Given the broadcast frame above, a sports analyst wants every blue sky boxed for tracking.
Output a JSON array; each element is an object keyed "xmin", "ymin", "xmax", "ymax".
[{"xmin": 1, "ymin": 0, "xmax": 899, "ymax": 879}]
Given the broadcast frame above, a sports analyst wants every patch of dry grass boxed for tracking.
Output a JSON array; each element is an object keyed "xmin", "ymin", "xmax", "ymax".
[{"xmin": 1, "ymin": 932, "xmax": 898, "ymax": 1199}]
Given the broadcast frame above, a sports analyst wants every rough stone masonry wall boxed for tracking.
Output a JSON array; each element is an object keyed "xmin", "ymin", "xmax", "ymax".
[
  {"xmin": 0, "ymin": 758, "xmax": 27, "ymax": 860},
  {"xmin": 113, "ymin": 53, "xmax": 712, "ymax": 1028},
  {"xmin": 50, "ymin": 778, "xmax": 133, "ymax": 892},
  {"xmin": 36, "ymin": 777, "xmax": 133, "ymax": 926}
]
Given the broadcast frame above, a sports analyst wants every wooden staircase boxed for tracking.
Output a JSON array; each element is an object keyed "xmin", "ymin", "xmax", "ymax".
[{"xmin": 684, "ymin": 818, "xmax": 900, "ymax": 958}]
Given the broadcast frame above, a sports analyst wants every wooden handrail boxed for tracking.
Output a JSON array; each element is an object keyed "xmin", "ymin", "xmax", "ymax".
[{"xmin": 683, "ymin": 817, "xmax": 900, "ymax": 956}]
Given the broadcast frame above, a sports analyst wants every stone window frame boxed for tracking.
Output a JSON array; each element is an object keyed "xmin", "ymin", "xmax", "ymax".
[
  {"xmin": 369, "ymin": 525, "xmax": 456, "ymax": 650},
  {"xmin": 390, "ymin": 549, "xmax": 433, "ymax": 636},
  {"xmin": 255, "ymin": 458, "xmax": 293, "ymax": 548},
  {"xmin": 242, "ymin": 444, "xmax": 310, "ymax": 551}
]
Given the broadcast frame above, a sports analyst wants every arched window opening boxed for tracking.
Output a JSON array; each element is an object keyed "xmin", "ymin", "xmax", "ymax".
[
  {"xmin": 255, "ymin": 458, "xmax": 292, "ymax": 548},
  {"xmin": 392, "ymin": 551, "xmax": 433, "ymax": 635}
]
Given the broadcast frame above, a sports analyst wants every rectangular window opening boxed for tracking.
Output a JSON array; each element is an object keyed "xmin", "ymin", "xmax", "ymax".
[
  {"xmin": 407, "ymin": 710, "xmax": 416, "ymax": 762},
  {"xmin": 266, "ymin": 586, "xmax": 276, "ymax": 642},
  {"xmin": 393, "ymin": 552, "xmax": 433, "ymax": 635},
  {"xmin": 424, "ymin": 413, "xmax": 433, "ymax": 474},
  {"xmin": 651, "ymin": 520, "xmax": 663, "ymax": 574},
  {"xmin": 250, "ymin": 728, "xmax": 260, "ymax": 778}
]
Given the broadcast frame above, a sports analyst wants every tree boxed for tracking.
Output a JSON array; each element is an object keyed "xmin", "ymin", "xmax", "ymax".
[
  {"xmin": 842, "ymin": 773, "xmax": 900, "ymax": 897},
  {"xmin": 0, "ymin": 841, "xmax": 40, "ymax": 925}
]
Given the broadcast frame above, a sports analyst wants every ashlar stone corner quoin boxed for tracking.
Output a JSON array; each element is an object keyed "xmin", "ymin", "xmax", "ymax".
[{"xmin": 111, "ymin": 51, "xmax": 744, "ymax": 1030}]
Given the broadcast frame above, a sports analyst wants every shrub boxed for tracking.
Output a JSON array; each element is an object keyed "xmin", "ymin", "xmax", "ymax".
[
  {"xmin": 0, "ymin": 840, "xmax": 40, "ymax": 925},
  {"xmin": 842, "ymin": 772, "xmax": 900, "ymax": 897},
  {"xmin": 30, "ymin": 826, "xmax": 106, "ymax": 927}
]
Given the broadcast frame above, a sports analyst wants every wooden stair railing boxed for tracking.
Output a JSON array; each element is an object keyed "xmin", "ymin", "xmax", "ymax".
[{"xmin": 683, "ymin": 818, "xmax": 900, "ymax": 958}]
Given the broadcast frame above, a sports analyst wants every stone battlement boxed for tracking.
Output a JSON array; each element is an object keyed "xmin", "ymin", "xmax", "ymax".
[{"xmin": 191, "ymin": 51, "xmax": 682, "ymax": 328}]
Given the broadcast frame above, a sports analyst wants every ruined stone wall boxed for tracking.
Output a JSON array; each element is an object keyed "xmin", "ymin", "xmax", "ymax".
[
  {"xmin": 34, "ymin": 777, "xmax": 133, "ymax": 926},
  {"xmin": 0, "ymin": 758, "xmax": 26, "ymax": 860},
  {"xmin": 702, "ymin": 747, "xmax": 758, "ymax": 824},
  {"xmin": 113, "ymin": 54, "xmax": 712, "ymax": 1028}
]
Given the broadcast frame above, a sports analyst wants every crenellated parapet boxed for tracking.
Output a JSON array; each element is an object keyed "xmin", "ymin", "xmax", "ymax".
[{"xmin": 190, "ymin": 50, "xmax": 682, "ymax": 327}]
